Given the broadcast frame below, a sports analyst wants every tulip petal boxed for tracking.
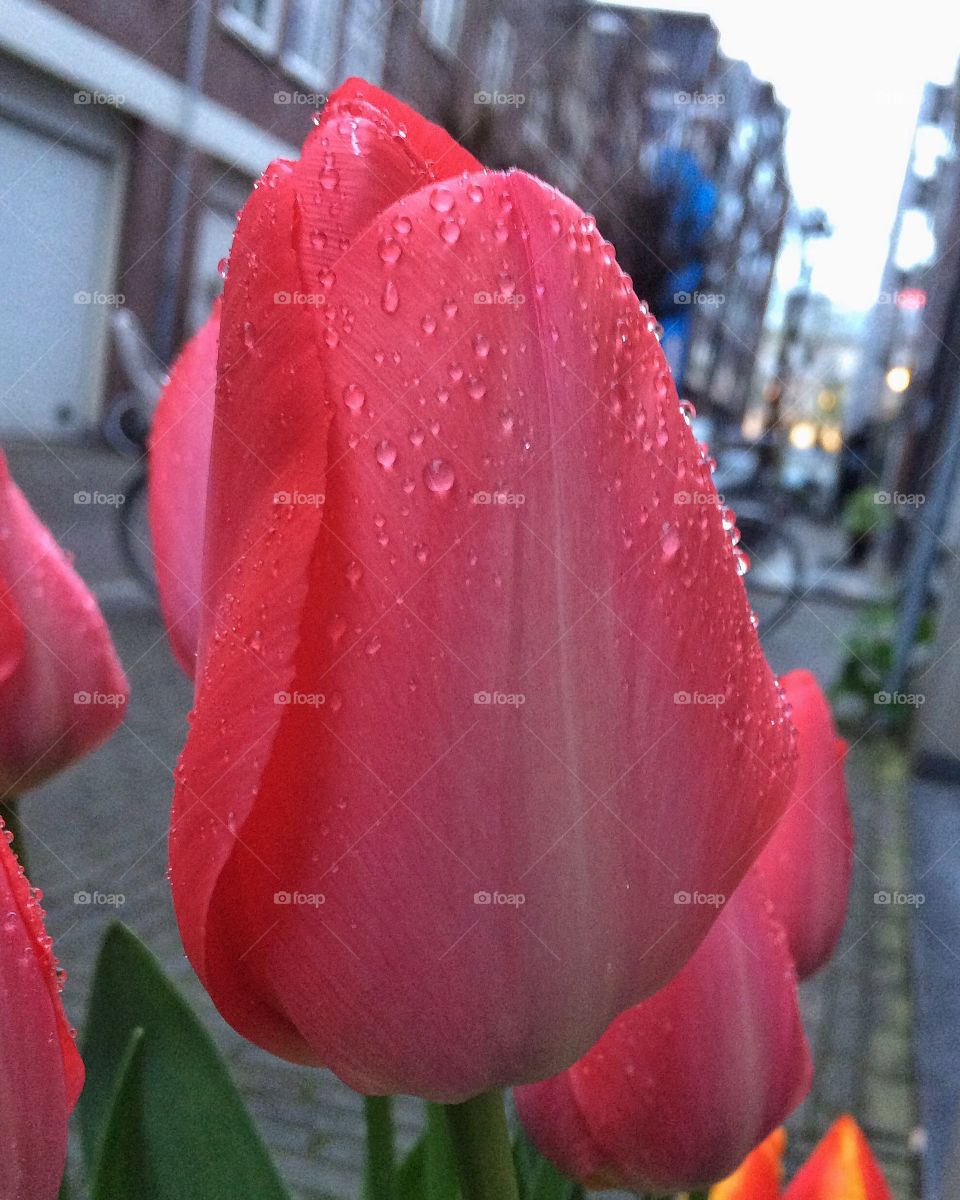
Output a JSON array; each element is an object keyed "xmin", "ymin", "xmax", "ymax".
[
  {"xmin": 754, "ymin": 669, "xmax": 851, "ymax": 979},
  {"xmin": 171, "ymin": 159, "xmax": 795, "ymax": 1099},
  {"xmin": 516, "ymin": 872, "xmax": 810, "ymax": 1192},
  {"xmin": 328, "ymin": 77, "xmax": 482, "ymax": 178},
  {"xmin": 0, "ymin": 453, "xmax": 128, "ymax": 796},
  {"xmin": 709, "ymin": 1128, "xmax": 787, "ymax": 1199},
  {"xmin": 0, "ymin": 567, "xmax": 25, "ymax": 686},
  {"xmin": 148, "ymin": 302, "xmax": 219, "ymax": 676},
  {"xmin": 783, "ymin": 1115, "xmax": 892, "ymax": 1200},
  {"xmin": 0, "ymin": 819, "xmax": 82, "ymax": 1199}
]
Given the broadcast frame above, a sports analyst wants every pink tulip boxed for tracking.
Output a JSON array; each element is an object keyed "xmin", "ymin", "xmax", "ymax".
[
  {"xmin": 0, "ymin": 451, "xmax": 128, "ymax": 796},
  {"xmin": 148, "ymin": 302, "xmax": 219, "ymax": 675},
  {"xmin": 150, "ymin": 79, "xmax": 796, "ymax": 1100},
  {"xmin": 515, "ymin": 871, "xmax": 811, "ymax": 1191},
  {"xmin": 754, "ymin": 669, "xmax": 851, "ymax": 979},
  {"xmin": 0, "ymin": 819, "xmax": 83, "ymax": 1198}
]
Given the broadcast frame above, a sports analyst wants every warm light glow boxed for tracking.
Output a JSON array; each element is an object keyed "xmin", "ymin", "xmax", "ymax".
[
  {"xmin": 741, "ymin": 411, "xmax": 764, "ymax": 439},
  {"xmin": 789, "ymin": 421, "xmax": 818, "ymax": 450},
  {"xmin": 820, "ymin": 426, "xmax": 843, "ymax": 453},
  {"xmin": 817, "ymin": 389, "xmax": 838, "ymax": 412},
  {"xmin": 886, "ymin": 366, "xmax": 912, "ymax": 394}
]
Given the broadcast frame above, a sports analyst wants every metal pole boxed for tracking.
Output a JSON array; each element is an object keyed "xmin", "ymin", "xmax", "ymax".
[
  {"xmin": 153, "ymin": 0, "xmax": 213, "ymax": 365},
  {"xmin": 888, "ymin": 370, "xmax": 960, "ymax": 695}
]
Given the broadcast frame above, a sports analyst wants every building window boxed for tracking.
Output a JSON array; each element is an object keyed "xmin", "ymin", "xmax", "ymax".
[
  {"xmin": 220, "ymin": 0, "xmax": 284, "ymax": 55},
  {"xmin": 340, "ymin": 0, "xmax": 390, "ymax": 86},
  {"xmin": 282, "ymin": 0, "xmax": 342, "ymax": 88},
  {"xmin": 481, "ymin": 17, "xmax": 516, "ymax": 95},
  {"xmin": 421, "ymin": 0, "xmax": 463, "ymax": 56}
]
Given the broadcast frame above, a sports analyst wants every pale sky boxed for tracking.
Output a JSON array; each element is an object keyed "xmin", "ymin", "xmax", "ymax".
[{"xmin": 606, "ymin": 0, "xmax": 960, "ymax": 315}]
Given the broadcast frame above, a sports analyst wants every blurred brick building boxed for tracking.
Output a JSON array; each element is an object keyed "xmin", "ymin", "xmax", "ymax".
[{"xmin": 0, "ymin": 0, "xmax": 789, "ymax": 439}]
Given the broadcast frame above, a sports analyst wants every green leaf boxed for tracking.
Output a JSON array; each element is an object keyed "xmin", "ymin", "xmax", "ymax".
[
  {"xmin": 89, "ymin": 1029, "xmax": 149, "ymax": 1197},
  {"xmin": 512, "ymin": 1131, "xmax": 581, "ymax": 1200},
  {"xmin": 363, "ymin": 1095, "xmax": 396, "ymax": 1200},
  {"xmin": 80, "ymin": 922, "xmax": 290, "ymax": 1199},
  {"xmin": 397, "ymin": 1103, "xmax": 459, "ymax": 1200}
]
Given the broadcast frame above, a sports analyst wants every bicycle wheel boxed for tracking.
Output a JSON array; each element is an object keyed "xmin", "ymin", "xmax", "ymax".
[{"xmin": 116, "ymin": 465, "xmax": 156, "ymax": 597}]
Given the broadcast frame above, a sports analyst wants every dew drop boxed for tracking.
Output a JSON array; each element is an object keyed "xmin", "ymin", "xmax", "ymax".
[
  {"xmin": 375, "ymin": 439, "xmax": 398, "ymax": 468},
  {"xmin": 439, "ymin": 218, "xmax": 461, "ymax": 245},
  {"xmin": 429, "ymin": 186, "xmax": 455, "ymax": 213},
  {"xmin": 423, "ymin": 458, "xmax": 455, "ymax": 494},
  {"xmin": 343, "ymin": 383, "xmax": 366, "ymax": 412},
  {"xmin": 660, "ymin": 523, "xmax": 681, "ymax": 563},
  {"xmin": 378, "ymin": 236, "xmax": 402, "ymax": 264},
  {"xmin": 381, "ymin": 279, "xmax": 400, "ymax": 314}
]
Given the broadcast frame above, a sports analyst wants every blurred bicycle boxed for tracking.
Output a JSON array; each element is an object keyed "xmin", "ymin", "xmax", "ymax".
[
  {"xmin": 101, "ymin": 309, "xmax": 164, "ymax": 595},
  {"xmin": 695, "ymin": 417, "xmax": 806, "ymax": 630}
]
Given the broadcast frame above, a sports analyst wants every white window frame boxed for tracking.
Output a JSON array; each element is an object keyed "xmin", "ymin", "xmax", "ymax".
[
  {"xmin": 220, "ymin": 0, "xmax": 284, "ymax": 56},
  {"xmin": 339, "ymin": 0, "xmax": 390, "ymax": 87},
  {"xmin": 281, "ymin": 0, "xmax": 343, "ymax": 90},
  {"xmin": 482, "ymin": 16, "xmax": 516, "ymax": 96},
  {"xmin": 421, "ymin": 0, "xmax": 463, "ymax": 57}
]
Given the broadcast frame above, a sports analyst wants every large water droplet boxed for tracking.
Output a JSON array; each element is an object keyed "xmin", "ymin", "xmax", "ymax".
[
  {"xmin": 343, "ymin": 383, "xmax": 366, "ymax": 412},
  {"xmin": 660, "ymin": 523, "xmax": 681, "ymax": 563},
  {"xmin": 378, "ymin": 236, "xmax": 402, "ymax": 265},
  {"xmin": 375, "ymin": 439, "xmax": 397, "ymax": 468},
  {"xmin": 430, "ymin": 186, "xmax": 455, "ymax": 213},
  {"xmin": 439, "ymin": 218, "xmax": 461, "ymax": 245},
  {"xmin": 423, "ymin": 458, "xmax": 455, "ymax": 494}
]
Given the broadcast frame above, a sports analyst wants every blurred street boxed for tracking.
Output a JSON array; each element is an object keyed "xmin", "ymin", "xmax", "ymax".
[{"xmin": 6, "ymin": 439, "xmax": 919, "ymax": 1199}]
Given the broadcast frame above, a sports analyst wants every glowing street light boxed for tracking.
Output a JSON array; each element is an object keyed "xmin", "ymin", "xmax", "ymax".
[{"xmin": 885, "ymin": 366, "xmax": 912, "ymax": 394}]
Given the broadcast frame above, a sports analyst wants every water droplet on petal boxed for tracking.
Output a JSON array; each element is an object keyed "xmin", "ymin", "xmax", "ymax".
[
  {"xmin": 429, "ymin": 186, "xmax": 455, "ymax": 213},
  {"xmin": 343, "ymin": 383, "xmax": 366, "ymax": 412},
  {"xmin": 660, "ymin": 523, "xmax": 681, "ymax": 563},
  {"xmin": 381, "ymin": 279, "xmax": 400, "ymax": 314},
  {"xmin": 378, "ymin": 236, "xmax": 402, "ymax": 264},
  {"xmin": 375, "ymin": 439, "xmax": 397, "ymax": 468},
  {"xmin": 423, "ymin": 458, "xmax": 455, "ymax": 494},
  {"xmin": 439, "ymin": 218, "xmax": 461, "ymax": 245}
]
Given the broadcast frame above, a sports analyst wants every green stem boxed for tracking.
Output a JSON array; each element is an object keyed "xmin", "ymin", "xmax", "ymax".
[
  {"xmin": 1, "ymin": 796, "xmax": 26, "ymax": 874},
  {"xmin": 444, "ymin": 1090, "xmax": 520, "ymax": 1200},
  {"xmin": 362, "ymin": 1094, "xmax": 395, "ymax": 1200}
]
